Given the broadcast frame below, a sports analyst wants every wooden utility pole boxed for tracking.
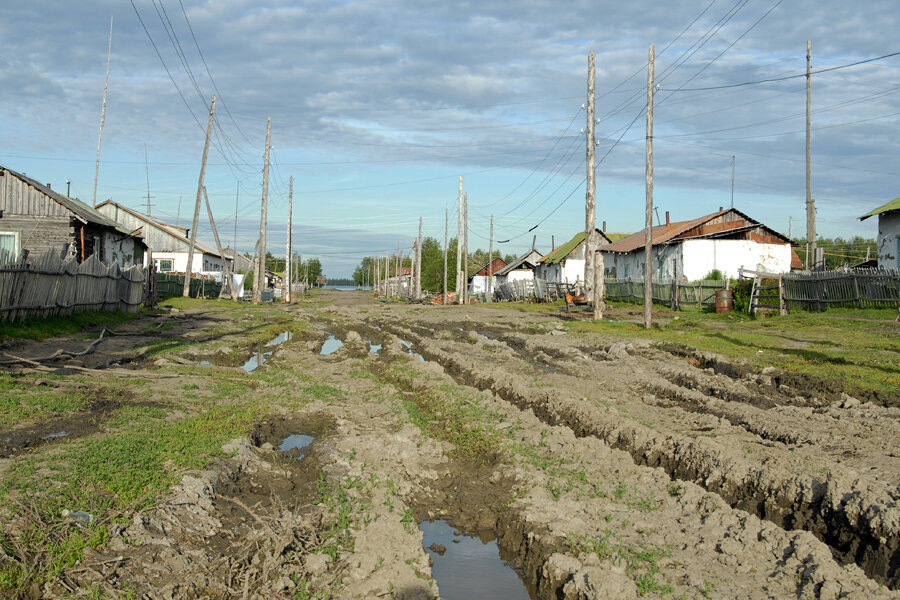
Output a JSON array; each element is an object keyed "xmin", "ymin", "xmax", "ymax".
[
  {"xmin": 92, "ymin": 16, "xmax": 113, "ymax": 208},
  {"xmin": 463, "ymin": 192, "xmax": 469, "ymax": 304},
  {"xmin": 233, "ymin": 183, "xmax": 239, "ymax": 248},
  {"xmin": 644, "ymin": 44, "xmax": 655, "ymax": 329},
  {"xmin": 488, "ymin": 214, "xmax": 494, "ymax": 303},
  {"xmin": 396, "ymin": 241, "xmax": 401, "ymax": 296},
  {"xmin": 584, "ymin": 52, "xmax": 604, "ymax": 319},
  {"xmin": 202, "ymin": 187, "xmax": 237, "ymax": 301},
  {"xmin": 183, "ymin": 95, "xmax": 216, "ymax": 297},
  {"xmin": 456, "ymin": 176, "xmax": 463, "ymax": 302},
  {"xmin": 805, "ymin": 40, "xmax": 816, "ymax": 270},
  {"xmin": 418, "ymin": 224, "xmax": 424, "ymax": 298},
  {"xmin": 284, "ymin": 176, "xmax": 293, "ymax": 303},
  {"xmin": 443, "ymin": 203, "xmax": 448, "ymax": 305},
  {"xmin": 253, "ymin": 117, "xmax": 272, "ymax": 304}
]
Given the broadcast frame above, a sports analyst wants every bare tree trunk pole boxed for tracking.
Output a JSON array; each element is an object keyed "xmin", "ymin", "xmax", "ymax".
[
  {"xmin": 253, "ymin": 117, "xmax": 272, "ymax": 304},
  {"xmin": 202, "ymin": 187, "xmax": 237, "ymax": 301},
  {"xmin": 643, "ymin": 44, "xmax": 655, "ymax": 329},
  {"xmin": 183, "ymin": 95, "xmax": 216, "ymax": 297},
  {"xmin": 463, "ymin": 192, "xmax": 469, "ymax": 304},
  {"xmin": 93, "ymin": 16, "xmax": 113, "ymax": 208},
  {"xmin": 488, "ymin": 214, "xmax": 494, "ymax": 303},
  {"xmin": 805, "ymin": 40, "xmax": 816, "ymax": 270},
  {"xmin": 443, "ymin": 203, "xmax": 448, "ymax": 305},
  {"xmin": 456, "ymin": 176, "xmax": 463, "ymax": 303},
  {"xmin": 284, "ymin": 176, "xmax": 293, "ymax": 303},
  {"xmin": 416, "ymin": 217, "xmax": 423, "ymax": 300}
]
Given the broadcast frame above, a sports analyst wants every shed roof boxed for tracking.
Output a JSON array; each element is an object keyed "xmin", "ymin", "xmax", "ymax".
[
  {"xmin": 603, "ymin": 208, "xmax": 790, "ymax": 254},
  {"xmin": 97, "ymin": 200, "xmax": 221, "ymax": 257},
  {"xmin": 471, "ymin": 257, "xmax": 507, "ymax": 277},
  {"xmin": 540, "ymin": 229, "xmax": 612, "ymax": 265},
  {"xmin": 494, "ymin": 249, "xmax": 543, "ymax": 276},
  {"xmin": 859, "ymin": 197, "xmax": 900, "ymax": 220},
  {"xmin": 1, "ymin": 165, "xmax": 143, "ymax": 241}
]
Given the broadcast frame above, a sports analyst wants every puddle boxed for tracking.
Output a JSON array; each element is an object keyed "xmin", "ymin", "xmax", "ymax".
[
  {"xmin": 420, "ymin": 520, "xmax": 534, "ymax": 600},
  {"xmin": 267, "ymin": 331, "xmax": 293, "ymax": 346},
  {"xmin": 241, "ymin": 350, "xmax": 270, "ymax": 372},
  {"xmin": 369, "ymin": 343, "xmax": 382, "ymax": 355},
  {"xmin": 199, "ymin": 360, "xmax": 211, "ymax": 366},
  {"xmin": 312, "ymin": 323, "xmax": 326, "ymax": 329},
  {"xmin": 399, "ymin": 339, "xmax": 425, "ymax": 362},
  {"xmin": 41, "ymin": 431, "xmax": 70, "ymax": 440},
  {"xmin": 278, "ymin": 434, "xmax": 314, "ymax": 459},
  {"xmin": 320, "ymin": 335, "xmax": 344, "ymax": 355}
]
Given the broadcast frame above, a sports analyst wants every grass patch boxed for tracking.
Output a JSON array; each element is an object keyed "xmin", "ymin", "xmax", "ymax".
[
  {"xmin": 0, "ymin": 375, "xmax": 89, "ymax": 426},
  {"xmin": 567, "ymin": 307, "xmax": 900, "ymax": 403},
  {"xmin": 0, "ymin": 309, "xmax": 145, "ymax": 342}
]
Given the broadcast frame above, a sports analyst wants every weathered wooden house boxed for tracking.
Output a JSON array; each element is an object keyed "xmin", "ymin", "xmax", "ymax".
[
  {"xmin": 96, "ymin": 200, "xmax": 229, "ymax": 274},
  {"xmin": 0, "ymin": 165, "xmax": 147, "ymax": 265},
  {"xmin": 600, "ymin": 208, "xmax": 793, "ymax": 280},
  {"xmin": 494, "ymin": 249, "xmax": 543, "ymax": 288},
  {"xmin": 859, "ymin": 197, "xmax": 900, "ymax": 269},
  {"xmin": 535, "ymin": 229, "xmax": 612, "ymax": 284}
]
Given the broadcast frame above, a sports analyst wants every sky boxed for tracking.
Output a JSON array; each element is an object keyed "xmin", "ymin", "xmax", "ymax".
[{"xmin": 1, "ymin": 0, "xmax": 898, "ymax": 277}]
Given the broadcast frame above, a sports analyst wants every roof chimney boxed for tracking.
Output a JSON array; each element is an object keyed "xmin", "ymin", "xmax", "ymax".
[
  {"xmin": 665, "ymin": 211, "xmax": 670, "ymax": 226},
  {"xmin": 602, "ymin": 220, "xmax": 607, "ymax": 232},
  {"xmin": 46, "ymin": 183, "xmax": 51, "ymax": 189},
  {"xmin": 719, "ymin": 206, "xmax": 723, "ymax": 212}
]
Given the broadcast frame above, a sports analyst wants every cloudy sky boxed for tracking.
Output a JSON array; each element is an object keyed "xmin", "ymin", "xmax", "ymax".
[{"xmin": 1, "ymin": 0, "xmax": 897, "ymax": 276}]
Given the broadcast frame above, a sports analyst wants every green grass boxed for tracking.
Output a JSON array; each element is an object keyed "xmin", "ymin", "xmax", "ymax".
[
  {"xmin": 0, "ymin": 374, "xmax": 89, "ymax": 426},
  {"xmin": 567, "ymin": 307, "xmax": 900, "ymax": 404},
  {"xmin": 0, "ymin": 309, "xmax": 144, "ymax": 342}
]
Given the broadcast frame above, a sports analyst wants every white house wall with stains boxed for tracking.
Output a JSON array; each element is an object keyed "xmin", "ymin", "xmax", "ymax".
[
  {"xmin": 151, "ymin": 251, "xmax": 226, "ymax": 274},
  {"xmin": 604, "ymin": 239, "xmax": 792, "ymax": 281},
  {"xmin": 876, "ymin": 211, "xmax": 900, "ymax": 268}
]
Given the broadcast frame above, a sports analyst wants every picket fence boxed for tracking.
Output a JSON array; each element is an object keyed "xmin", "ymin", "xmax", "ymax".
[
  {"xmin": 0, "ymin": 248, "xmax": 146, "ymax": 323},
  {"xmin": 782, "ymin": 268, "xmax": 899, "ymax": 311}
]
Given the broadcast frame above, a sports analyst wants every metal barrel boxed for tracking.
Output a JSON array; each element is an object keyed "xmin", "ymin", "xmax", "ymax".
[{"xmin": 715, "ymin": 289, "xmax": 733, "ymax": 313}]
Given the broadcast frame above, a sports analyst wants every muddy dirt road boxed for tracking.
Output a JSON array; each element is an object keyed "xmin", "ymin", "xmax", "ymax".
[{"xmin": 1, "ymin": 291, "xmax": 898, "ymax": 599}]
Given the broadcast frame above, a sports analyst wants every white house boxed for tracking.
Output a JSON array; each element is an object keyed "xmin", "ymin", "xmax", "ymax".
[
  {"xmin": 535, "ymin": 229, "xmax": 612, "ymax": 284},
  {"xmin": 601, "ymin": 208, "xmax": 793, "ymax": 280},
  {"xmin": 469, "ymin": 257, "xmax": 507, "ymax": 296},
  {"xmin": 97, "ymin": 200, "xmax": 229, "ymax": 274},
  {"xmin": 494, "ymin": 249, "xmax": 543, "ymax": 287},
  {"xmin": 859, "ymin": 197, "xmax": 900, "ymax": 269}
]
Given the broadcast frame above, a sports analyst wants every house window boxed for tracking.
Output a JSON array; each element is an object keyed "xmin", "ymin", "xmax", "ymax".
[
  {"xmin": 156, "ymin": 259, "xmax": 174, "ymax": 272},
  {"xmin": 0, "ymin": 231, "xmax": 19, "ymax": 258}
]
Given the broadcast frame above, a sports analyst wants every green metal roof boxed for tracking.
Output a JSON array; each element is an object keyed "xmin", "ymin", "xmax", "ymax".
[
  {"xmin": 541, "ymin": 231, "xmax": 585, "ymax": 265},
  {"xmin": 860, "ymin": 196, "xmax": 900, "ymax": 220}
]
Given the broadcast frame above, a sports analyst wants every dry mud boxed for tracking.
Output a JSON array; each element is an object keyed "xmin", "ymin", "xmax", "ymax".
[{"xmin": 6, "ymin": 292, "xmax": 899, "ymax": 599}]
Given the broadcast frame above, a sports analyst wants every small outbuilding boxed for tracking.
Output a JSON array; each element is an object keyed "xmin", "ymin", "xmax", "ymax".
[
  {"xmin": 535, "ymin": 229, "xmax": 612, "ymax": 285},
  {"xmin": 469, "ymin": 257, "xmax": 508, "ymax": 296},
  {"xmin": 859, "ymin": 197, "xmax": 900, "ymax": 269}
]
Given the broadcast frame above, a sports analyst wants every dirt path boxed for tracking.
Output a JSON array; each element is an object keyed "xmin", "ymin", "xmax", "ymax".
[{"xmin": 1, "ymin": 291, "xmax": 897, "ymax": 599}]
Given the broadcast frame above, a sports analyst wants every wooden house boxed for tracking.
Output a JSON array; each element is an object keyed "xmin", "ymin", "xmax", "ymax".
[
  {"xmin": 600, "ymin": 208, "xmax": 793, "ymax": 280},
  {"xmin": 494, "ymin": 249, "xmax": 543, "ymax": 287},
  {"xmin": 0, "ymin": 165, "xmax": 147, "ymax": 265},
  {"xmin": 535, "ymin": 229, "xmax": 612, "ymax": 284},
  {"xmin": 96, "ymin": 200, "xmax": 229, "ymax": 274},
  {"xmin": 859, "ymin": 197, "xmax": 900, "ymax": 269}
]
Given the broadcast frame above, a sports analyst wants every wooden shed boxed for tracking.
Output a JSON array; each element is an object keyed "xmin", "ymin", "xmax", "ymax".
[{"xmin": 0, "ymin": 165, "xmax": 147, "ymax": 266}]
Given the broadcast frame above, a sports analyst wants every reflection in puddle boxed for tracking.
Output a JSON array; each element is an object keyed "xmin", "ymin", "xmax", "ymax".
[
  {"xmin": 279, "ymin": 434, "xmax": 314, "ymax": 459},
  {"xmin": 420, "ymin": 520, "xmax": 533, "ymax": 600},
  {"xmin": 369, "ymin": 343, "xmax": 382, "ymax": 355},
  {"xmin": 320, "ymin": 335, "xmax": 344, "ymax": 355},
  {"xmin": 41, "ymin": 431, "xmax": 70, "ymax": 440},
  {"xmin": 267, "ymin": 331, "xmax": 293, "ymax": 346},
  {"xmin": 240, "ymin": 332, "xmax": 293, "ymax": 371},
  {"xmin": 398, "ymin": 339, "xmax": 425, "ymax": 362}
]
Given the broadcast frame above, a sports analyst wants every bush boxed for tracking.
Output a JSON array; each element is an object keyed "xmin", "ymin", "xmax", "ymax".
[
  {"xmin": 702, "ymin": 269, "xmax": 724, "ymax": 281},
  {"xmin": 730, "ymin": 278, "xmax": 753, "ymax": 313}
]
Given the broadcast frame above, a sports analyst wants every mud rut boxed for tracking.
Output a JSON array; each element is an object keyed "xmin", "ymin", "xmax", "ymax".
[{"xmin": 32, "ymin": 297, "xmax": 899, "ymax": 599}]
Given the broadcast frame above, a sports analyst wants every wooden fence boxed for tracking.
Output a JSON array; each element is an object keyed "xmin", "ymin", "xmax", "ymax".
[
  {"xmin": 0, "ymin": 248, "xmax": 146, "ymax": 323},
  {"xmin": 604, "ymin": 278, "xmax": 726, "ymax": 309},
  {"xmin": 782, "ymin": 268, "xmax": 899, "ymax": 311},
  {"xmin": 156, "ymin": 273, "xmax": 223, "ymax": 300}
]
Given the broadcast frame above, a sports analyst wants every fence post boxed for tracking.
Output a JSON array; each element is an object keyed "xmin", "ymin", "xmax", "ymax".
[
  {"xmin": 853, "ymin": 273, "xmax": 862, "ymax": 309},
  {"xmin": 779, "ymin": 274, "xmax": 787, "ymax": 316}
]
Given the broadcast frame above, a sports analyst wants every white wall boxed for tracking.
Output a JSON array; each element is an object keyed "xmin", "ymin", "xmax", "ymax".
[
  {"xmin": 506, "ymin": 270, "xmax": 534, "ymax": 283},
  {"xmin": 603, "ymin": 245, "xmax": 680, "ymax": 280},
  {"xmin": 877, "ymin": 212, "xmax": 900, "ymax": 269},
  {"xmin": 153, "ymin": 251, "xmax": 225, "ymax": 273},
  {"xmin": 469, "ymin": 275, "xmax": 495, "ymax": 295}
]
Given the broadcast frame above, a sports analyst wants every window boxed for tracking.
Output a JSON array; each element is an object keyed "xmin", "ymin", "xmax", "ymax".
[
  {"xmin": 156, "ymin": 259, "xmax": 174, "ymax": 272},
  {"xmin": 0, "ymin": 231, "xmax": 18, "ymax": 258}
]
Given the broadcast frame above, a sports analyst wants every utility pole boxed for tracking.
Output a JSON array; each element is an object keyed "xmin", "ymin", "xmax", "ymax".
[
  {"xmin": 144, "ymin": 143, "xmax": 153, "ymax": 216},
  {"xmin": 183, "ymin": 95, "xmax": 216, "ymax": 297},
  {"xmin": 730, "ymin": 156, "xmax": 735, "ymax": 209},
  {"xmin": 463, "ymin": 193, "xmax": 469, "ymax": 304},
  {"xmin": 644, "ymin": 44, "xmax": 655, "ymax": 330},
  {"xmin": 456, "ymin": 176, "xmax": 463, "ymax": 303},
  {"xmin": 202, "ymin": 187, "xmax": 237, "ymax": 301},
  {"xmin": 444, "ymin": 203, "xmax": 448, "ymax": 305},
  {"xmin": 789, "ymin": 216, "xmax": 793, "ymax": 240},
  {"xmin": 253, "ymin": 117, "xmax": 272, "ymax": 304},
  {"xmin": 176, "ymin": 196, "xmax": 182, "ymax": 227},
  {"xmin": 805, "ymin": 40, "xmax": 816, "ymax": 270},
  {"xmin": 488, "ymin": 214, "xmax": 494, "ymax": 303},
  {"xmin": 584, "ymin": 52, "xmax": 603, "ymax": 319},
  {"xmin": 284, "ymin": 176, "xmax": 293, "ymax": 303},
  {"xmin": 233, "ymin": 183, "xmax": 239, "ymax": 249},
  {"xmin": 92, "ymin": 15, "xmax": 112, "ymax": 208},
  {"xmin": 416, "ymin": 216, "xmax": 423, "ymax": 300}
]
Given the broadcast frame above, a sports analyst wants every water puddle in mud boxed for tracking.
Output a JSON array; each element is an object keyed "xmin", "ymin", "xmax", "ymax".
[
  {"xmin": 41, "ymin": 431, "xmax": 70, "ymax": 440},
  {"xmin": 420, "ymin": 520, "xmax": 534, "ymax": 600},
  {"xmin": 241, "ymin": 332, "xmax": 294, "ymax": 372},
  {"xmin": 398, "ymin": 339, "xmax": 425, "ymax": 362},
  {"xmin": 369, "ymin": 342, "xmax": 382, "ymax": 355},
  {"xmin": 278, "ymin": 434, "xmax": 314, "ymax": 459},
  {"xmin": 320, "ymin": 335, "xmax": 344, "ymax": 355},
  {"xmin": 267, "ymin": 331, "xmax": 293, "ymax": 346}
]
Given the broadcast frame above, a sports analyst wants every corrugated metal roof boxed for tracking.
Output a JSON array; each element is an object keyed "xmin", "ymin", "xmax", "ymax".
[
  {"xmin": 859, "ymin": 196, "xmax": 900, "ymax": 220},
  {"xmin": 603, "ymin": 211, "xmax": 726, "ymax": 254},
  {"xmin": 2, "ymin": 165, "xmax": 142, "ymax": 240}
]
